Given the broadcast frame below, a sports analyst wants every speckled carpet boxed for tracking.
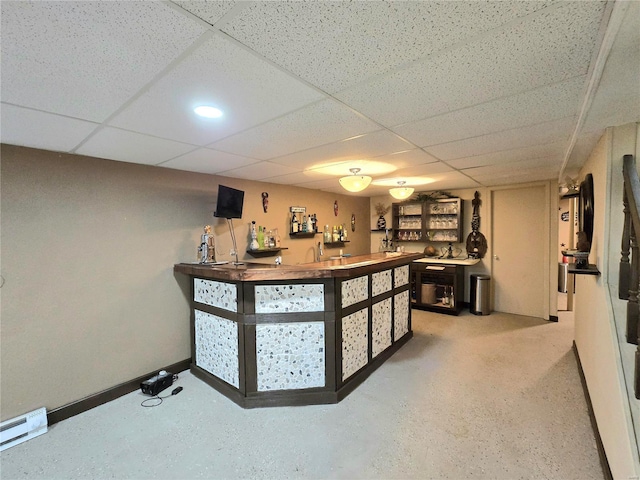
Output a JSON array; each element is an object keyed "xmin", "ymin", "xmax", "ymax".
[{"xmin": 0, "ymin": 310, "xmax": 603, "ymax": 479}]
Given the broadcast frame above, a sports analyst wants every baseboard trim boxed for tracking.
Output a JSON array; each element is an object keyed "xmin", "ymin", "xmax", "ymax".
[
  {"xmin": 572, "ymin": 342, "xmax": 613, "ymax": 480},
  {"xmin": 47, "ymin": 358, "xmax": 191, "ymax": 426}
]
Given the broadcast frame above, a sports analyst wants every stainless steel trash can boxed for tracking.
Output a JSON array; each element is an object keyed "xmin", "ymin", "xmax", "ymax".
[
  {"xmin": 470, "ymin": 274, "xmax": 491, "ymax": 315},
  {"xmin": 558, "ymin": 263, "xmax": 568, "ymax": 293}
]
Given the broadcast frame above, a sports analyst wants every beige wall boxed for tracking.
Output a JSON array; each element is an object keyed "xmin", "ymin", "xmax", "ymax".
[
  {"xmin": 573, "ymin": 125, "xmax": 640, "ymax": 478},
  {"xmin": 0, "ymin": 145, "xmax": 369, "ymax": 420}
]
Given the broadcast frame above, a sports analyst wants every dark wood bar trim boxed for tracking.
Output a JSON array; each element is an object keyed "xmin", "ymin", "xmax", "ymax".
[
  {"xmin": 324, "ymin": 316, "xmax": 337, "ymax": 391},
  {"xmin": 337, "ymin": 332, "xmax": 413, "ymax": 402},
  {"xmin": 243, "ymin": 311, "xmax": 327, "ymax": 325},
  {"xmin": 192, "ymin": 302, "xmax": 240, "ymax": 322},
  {"xmin": 47, "ymin": 358, "xmax": 192, "ymax": 426},
  {"xmin": 341, "ymin": 300, "xmax": 370, "ymax": 318},
  {"xmin": 192, "ymin": 365, "xmax": 247, "ymax": 406},
  {"xmin": 244, "ymin": 324, "xmax": 257, "ymax": 393}
]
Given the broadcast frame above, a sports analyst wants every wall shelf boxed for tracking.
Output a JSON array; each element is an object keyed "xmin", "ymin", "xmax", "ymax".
[
  {"xmin": 289, "ymin": 232, "xmax": 317, "ymax": 238},
  {"xmin": 246, "ymin": 248, "xmax": 288, "ymax": 257},
  {"xmin": 568, "ymin": 263, "xmax": 600, "ymax": 275},
  {"xmin": 324, "ymin": 241, "xmax": 349, "ymax": 247}
]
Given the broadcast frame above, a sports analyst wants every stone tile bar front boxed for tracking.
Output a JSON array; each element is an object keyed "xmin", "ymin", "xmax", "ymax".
[{"xmin": 174, "ymin": 252, "xmax": 420, "ymax": 408}]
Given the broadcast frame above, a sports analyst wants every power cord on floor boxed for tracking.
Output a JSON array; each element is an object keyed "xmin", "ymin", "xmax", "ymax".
[{"xmin": 141, "ymin": 374, "xmax": 183, "ymax": 408}]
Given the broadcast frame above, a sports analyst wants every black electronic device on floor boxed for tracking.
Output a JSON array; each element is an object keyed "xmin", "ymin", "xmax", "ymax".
[{"xmin": 140, "ymin": 370, "xmax": 173, "ymax": 396}]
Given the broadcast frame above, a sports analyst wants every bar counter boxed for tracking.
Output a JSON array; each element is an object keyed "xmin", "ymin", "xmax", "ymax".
[{"xmin": 174, "ymin": 252, "xmax": 421, "ymax": 408}]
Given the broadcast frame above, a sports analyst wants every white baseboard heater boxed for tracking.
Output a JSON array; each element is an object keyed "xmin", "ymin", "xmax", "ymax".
[{"xmin": 0, "ymin": 407, "xmax": 48, "ymax": 451}]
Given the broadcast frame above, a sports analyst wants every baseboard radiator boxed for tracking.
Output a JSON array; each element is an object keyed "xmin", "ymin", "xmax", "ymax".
[{"xmin": 0, "ymin": 407, "xmax": 48, "ymax": 451}]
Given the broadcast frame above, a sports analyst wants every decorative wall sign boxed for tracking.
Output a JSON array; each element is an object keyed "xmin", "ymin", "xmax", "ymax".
[
  {"xmin": 261, "ymin": 192, "xmax": 269, "ymax": 213},
  {"xmin": 561, "ymin": 211, "xmax": 569, "ymax": 222},
  {"xmin": 351, "ymin": 213, "xmax": 356, "ymax": 232},
  {"xmin": 334, "ymin": 201, "xmax": 338, "ymax": 216},
  {"xmin": 466, "ymin": 191, "xmax": 488, "ymax": 259}
]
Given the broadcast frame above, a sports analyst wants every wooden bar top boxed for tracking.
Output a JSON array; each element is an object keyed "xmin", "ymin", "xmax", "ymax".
[{"xmin": 174, "ymin": 252, "xmax": 422, "ymax": 281}]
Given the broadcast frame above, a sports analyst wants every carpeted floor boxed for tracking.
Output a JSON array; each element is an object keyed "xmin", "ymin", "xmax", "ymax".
[{"xmin": 0, "ymin": 309, "xmax": 603, "ymax": 479}]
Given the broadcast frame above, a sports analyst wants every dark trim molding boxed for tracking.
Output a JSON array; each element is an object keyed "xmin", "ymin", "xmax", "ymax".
[
  {"xmin": 572, "ymin": 342, "xmax": 613, "ymax": 480},
  {"xmin": 47, "ymin": 358, "xmax": 191, "ymax": 426},
  {"xmin": 549, "ymin": 315, "xmax": 559, "ymax": 322}
]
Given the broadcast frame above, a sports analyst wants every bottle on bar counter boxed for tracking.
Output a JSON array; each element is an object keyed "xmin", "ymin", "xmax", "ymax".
[{"xmin": 292, "ymin": 212, "xmax": 299, "ymax": 234}]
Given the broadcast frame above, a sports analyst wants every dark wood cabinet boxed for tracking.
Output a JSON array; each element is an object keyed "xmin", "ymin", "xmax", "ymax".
[
  {"xmin": 392, "ymin": 198, "xmax": 463, "ymax": 244},
  {"xmin": 392, "ymin": 202, "xmax": 425, "ymax": 242},
  {"xmin": 425, "ymin": 198, "xmax": 464, "ymax": 243},
  {"xmin": 411, "ymin": 262, "xmax": 464, "ymax": 315}
]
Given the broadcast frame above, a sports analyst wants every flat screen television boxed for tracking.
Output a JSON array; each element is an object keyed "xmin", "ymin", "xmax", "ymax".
[{"xmin": 214, "ymin": 185, "xmax": 244, "ymax": 219}]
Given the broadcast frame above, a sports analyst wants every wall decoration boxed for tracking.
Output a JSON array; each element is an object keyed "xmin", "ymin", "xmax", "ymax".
[
  {"xmin": 374, "ymin": 203, "xmax": 390, "ymax": 230},
  {"xmin": 465, "ymin": 191, "xmax": 488, "ymax": 259},
  {"xmin": 261, "ymin": 192, "xmax": 269, "ymax": 213},
  {"xmin": 334, "ymin": 200, "xmax": 338, "ymax": 216},
  {"xmin": 578, "ymin": 173, "xmax": 594, "ymax": 252},
  {"xmin": 561, "ymin": 211, "xmax": 569, "ymax": 222},
  {"xmin": 351, "ymin": 213, "xmax": 356, "ymax": 232}
]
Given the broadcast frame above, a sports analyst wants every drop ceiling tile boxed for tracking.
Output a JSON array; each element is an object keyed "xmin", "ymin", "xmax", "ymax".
[
  {"xmin": 217, "ymin": 161, "xmax": 301, "ymax": 181},
  {"xmin": 412, "ymin": 171, "xmax": 481, "ymax": 192},
  {"xmin": 171, "ymin": 1, "xmax": 238, "ymax": 25},
  {"xmin": 390, "ymin": 161, "xmax": 455, "ymax": 179},
  {"xmin": 447, "ymin": 142, "xmax": 566, "ymax": 170},
  {"xmin": 0, "ymin": 104, "xmax": 99, "ymax": 152},
  {"xmin": 336, "ymin": 1, "xmax": 606, "ymax": 127},
  {"xmin": 222, "ymin": 1, "xmax": 555, "ymax": 93},
  {"xmin": 209, "ymin": 99, "xmax": 380, "ymax": 160},
  {"xmin": 372, "ymin": 149, "xmax": 440, "ymax": 169},
  {"xmin": 470, "ymin": 166, "xmax": 559, "ymax": 186},
  {"xmin": 462, "ymin": 155, "xmax": 561, "ymax": 177},
  {"xmin": 159, "ymin": 147, "xmax": 260, "ymax": 175},
  {"xmin": 563, "ymin": 132, "xmax": 604, "ymax": 175},
  {"xmin": 109, "ymin": 33, "xmax": 324, "ymax": 146},
  {"xmin": 426, "ymin": 117, "xmax": 575, "ymax": 161},
  {"xmin": 269, "ymin": 130, "xmax": 413, "ymax": 168},
  {"xmin": 76, "ymin": 127, "xmax": 195, "ymax": 165},
  {"xmin": 264, "ymin": 170, "xmax": 337, "ymax": 186},
  {"xmin": 1, "ymin": 1, "xmax": 206, "ymax": 122},
  {"xmin": 582, "ymin": 1, "xmax": 640, "ymax": 133},
  {"xmin": 395, "ymin": 76, "xmax": 586, "ymax": 147}
]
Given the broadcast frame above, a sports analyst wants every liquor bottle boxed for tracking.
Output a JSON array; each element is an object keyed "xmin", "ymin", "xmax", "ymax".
[
  {"xmin": 302, "ymin": 215, "xmax": 308, "ymax": 232},
  {"xmin": 257, "ymin": 226, "xmax": 264, "ymax": 249},
  {"xmin": 342, "ymin": 223, "xmax": 347, "ymax": 241},
  {"xmin": 292, "ymin": 212, "xmax": 298, "ymax": 234},
  {"xmin": 324, "ymin": 225, "xmax": 331, "ymax": 243},
  {"xmin": 307, "ymin": 215, "xmax": 313, "ymax": 233},
  {"xmin": 333, "ymin": 225, "xmax": 339, "ymax": 242}
]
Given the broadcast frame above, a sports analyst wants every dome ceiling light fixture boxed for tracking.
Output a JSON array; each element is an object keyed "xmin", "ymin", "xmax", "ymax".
[
  {"xmin": 339, "ymin": 167, "xmax": 372, "ymax": 193},
  {"xmin": 389, "ymin": 180, "xmax": 414, "ymax": 200}
]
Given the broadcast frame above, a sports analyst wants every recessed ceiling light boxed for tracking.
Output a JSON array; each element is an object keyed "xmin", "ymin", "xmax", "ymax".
[{"xmin": 194, "ymin": 106, "xmax": 223, "ymax": 118}]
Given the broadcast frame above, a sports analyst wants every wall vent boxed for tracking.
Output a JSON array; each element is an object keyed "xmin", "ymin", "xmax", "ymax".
[{"xmin": 0, "ymin": 407, "xmax": 48, "ymax": 451}]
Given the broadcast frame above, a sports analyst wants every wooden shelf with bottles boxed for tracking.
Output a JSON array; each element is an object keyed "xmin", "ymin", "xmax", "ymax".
[
  {"xmin": 425, "ymin": 198, "xmax": 463, "ymax": 243},
  {"xmin": 392, "ymin": 202, "xmax": 425, "ymax": 242}
]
